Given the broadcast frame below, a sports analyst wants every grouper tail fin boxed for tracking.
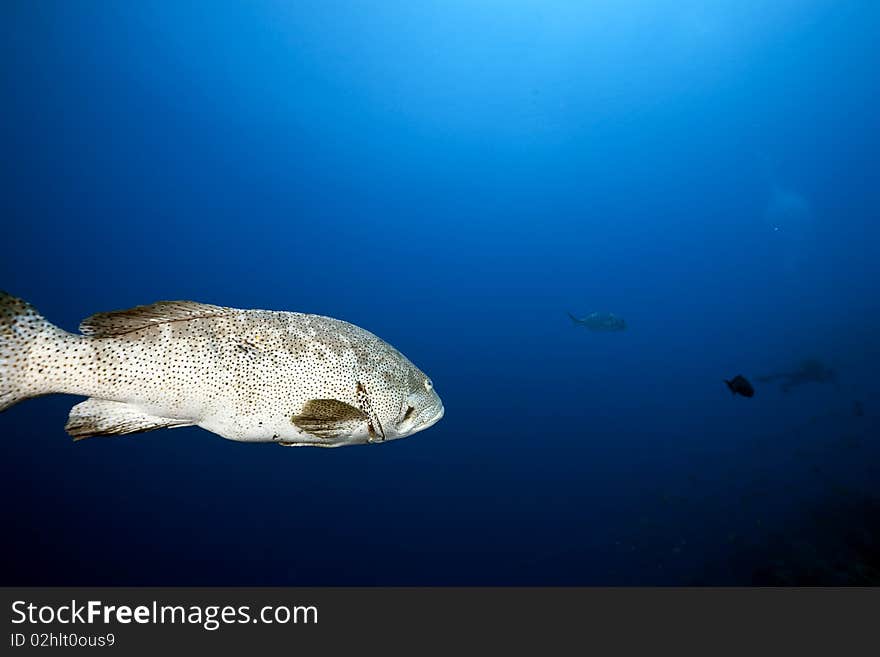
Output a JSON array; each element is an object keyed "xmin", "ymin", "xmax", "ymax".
[
  {"xmin": 0, "ymin": 291, "xmax": 64, "ymax": 411},
  {"xmin": 723, "ymin": 379, "xmax": 735, "ymax": 395},
  {"xmin": 567, "ymin": 312, "xmax": 581, "ymax": 325}
]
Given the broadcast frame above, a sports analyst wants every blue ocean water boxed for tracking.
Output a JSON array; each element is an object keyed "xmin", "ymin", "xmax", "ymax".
[{"xmin": 1, "ymin": 1, "xmax": 878, "ymax": 585}]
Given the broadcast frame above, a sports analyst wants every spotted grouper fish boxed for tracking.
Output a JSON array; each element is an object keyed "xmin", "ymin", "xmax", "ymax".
[{"xmin": 0, "ymin": 291, "xmax": 444, "ymax": 447}]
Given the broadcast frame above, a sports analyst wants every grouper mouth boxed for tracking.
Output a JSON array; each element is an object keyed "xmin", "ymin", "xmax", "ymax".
[{"xmin": 420, "ymin": 405, "xmax": 444, "ymax": 430}]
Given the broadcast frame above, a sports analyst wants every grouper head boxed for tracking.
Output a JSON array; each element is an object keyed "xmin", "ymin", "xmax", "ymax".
[
  {"xmin": 349, "ymin": 338, "xmax": 444, "ymax": 444},
  {"xmin": 286, "ymin": 345, "xmax": 443, "ymax": 447},
  {"xmin": 284, "ymin": 319, "xmax": 445, "ymax": 448},
  {"xmin": 390, "ymin": 367, "xmax": 444, "ymax": 440}
]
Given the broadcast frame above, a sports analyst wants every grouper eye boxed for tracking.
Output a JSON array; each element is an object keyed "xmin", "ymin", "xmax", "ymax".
[{"xmin": 424, "ymin": 378, "xmax": 433, "ymax": 392}]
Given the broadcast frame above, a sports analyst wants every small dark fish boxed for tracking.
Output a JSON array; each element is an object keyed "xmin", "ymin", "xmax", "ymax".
[{"xmin": 724, "ymin": 375, "xmax": 754, "ymax": 398}]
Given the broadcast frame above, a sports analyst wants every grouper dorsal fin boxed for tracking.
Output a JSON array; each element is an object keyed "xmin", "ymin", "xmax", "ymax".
[
  {"xmin": 79, "ymin": 300, "xmax": 229, "ymax": 337},
  {"xmin": 291, "ymin": 399, "xmax": 368, "ymax": 440}
]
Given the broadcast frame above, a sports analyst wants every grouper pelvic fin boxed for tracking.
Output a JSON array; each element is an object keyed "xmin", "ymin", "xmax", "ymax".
[
  {"xmin": 65, "ymin": 398, "xmax": 193, "ymax": 440},
  {"xmin": 79, "ymin": 300, "xmax": 228, "ymax": 337}
]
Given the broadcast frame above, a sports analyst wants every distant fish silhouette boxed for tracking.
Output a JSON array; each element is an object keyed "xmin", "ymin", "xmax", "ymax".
[
  {"xmin": 724, "ymin": 375, "xmax": 754, "ymax": 398},
  {"xmin": 567, "ymin": 311, "xmax": 626, "ymax": 332},
  {"xmin": 756, "ymin": 358, "xmax": 835, "ymax": 393},
  {"xmin": 853, "ymin": 400, "xmax": 864, "ymax": 417}
]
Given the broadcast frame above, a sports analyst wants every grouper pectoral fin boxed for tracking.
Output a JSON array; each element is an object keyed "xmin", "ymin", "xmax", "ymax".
[
  {"xmin": 290, "ymin": 399, "xmax": 367, "ymax": 440},
  {"xmin": 65, "ymin": 398, "xmax": 194, "ymax": 440}
]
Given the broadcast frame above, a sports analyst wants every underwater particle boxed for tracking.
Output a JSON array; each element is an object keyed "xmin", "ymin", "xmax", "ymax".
[
  {"xmin": 566, "ymin": 311, "xmax": 627, "ymax": 332},
  {"xmin": 761, "ymin": 177, "xmax": 815, "ymax": 274},
  {"xmin": 724, "ymin": 375, "xmax": 755, "ymax": 398},
  {"xmin": 0, "ymin": 291, "xmax": 444, "ymax": 448}
]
